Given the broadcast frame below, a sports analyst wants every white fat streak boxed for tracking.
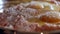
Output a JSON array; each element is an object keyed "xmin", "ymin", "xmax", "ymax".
[
  {"xmin": 20, "ymin": 3, "xmax": 30, "ymax": 7},
  {"xmin": 30, "ymin": 1, "xmax": 46, "ymax": 8},
  {"xmin": 30, "ymin": 1, "xmax": 50, "ymax": 5},
  {"xmin": 49, "ymin": 5, "xmax": 54, "ymax": 10},
  {"xmin": 36, "ymin": 11, "xmax": 60, "ymax": 19},
  {"xmin": 45, "ymin": 23, "xmax": 57, "ymax": 27}
]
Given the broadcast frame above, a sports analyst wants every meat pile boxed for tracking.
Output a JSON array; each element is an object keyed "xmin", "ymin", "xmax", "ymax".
[{"xmin": 0, "ymin": 1, "xmax": 60, "ymax": 32}]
